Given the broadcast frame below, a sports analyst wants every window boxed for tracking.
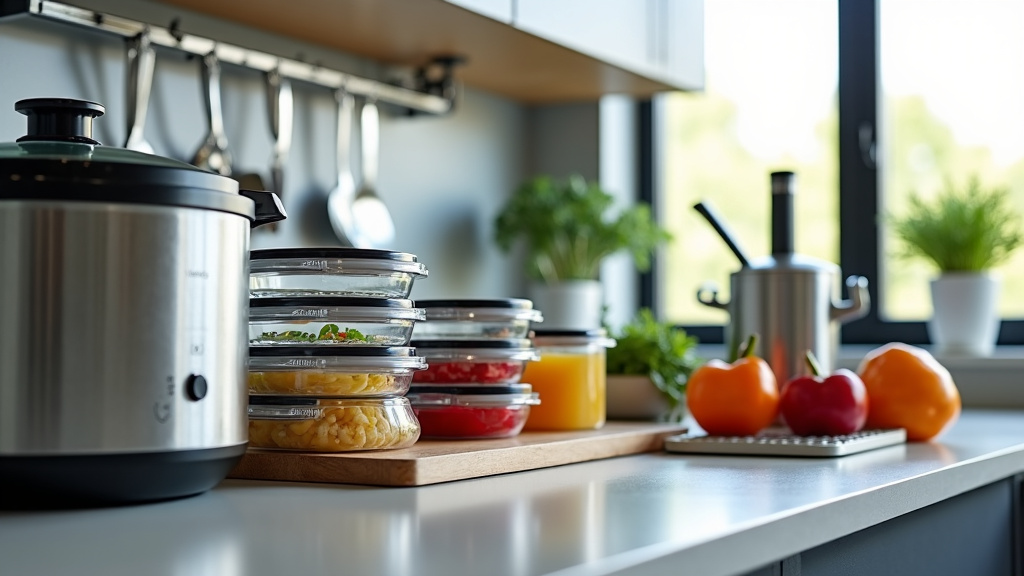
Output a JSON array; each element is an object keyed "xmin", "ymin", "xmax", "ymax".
[
  {"xmin": 877, "ymin": 0, "xmax": 1024, "ymax": 322},
  {"xmin": 654, "ymin": 0, "xmax": 839, "ymax": 341},
  {"xmin": 653, "ymin": 0, "xmax": 1024, "ymax": 345},
  {"xmin": 840, "ymin": 0, "xmax": 1024, "ymax": 344}
]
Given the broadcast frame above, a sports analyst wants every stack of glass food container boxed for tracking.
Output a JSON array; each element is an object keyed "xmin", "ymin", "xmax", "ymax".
[
  {"xmin": 407, "ymin": 299, "xmax": 543, "ymax": 439},
  {"xmin": 246, "ymin": 248, "xmax": 429, "ymax": 452}
]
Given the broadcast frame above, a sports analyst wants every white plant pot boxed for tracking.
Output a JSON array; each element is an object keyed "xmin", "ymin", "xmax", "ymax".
[
  {"xmin": 528, "ymin": 280, "xmax": 603, "ymax": 330},
  {"xmin": 606, "ymin": 374, "xmax": 676, "ymax": 421},
  {"xmin": 928, "ymin": 273, "xmax": 1000, "ymax": 357}
]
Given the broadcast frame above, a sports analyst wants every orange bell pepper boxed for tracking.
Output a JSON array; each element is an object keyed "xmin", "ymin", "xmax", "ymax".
[
  {"xmin": 686, "ymin": 334, "xmax": 779, "ymax": 436},
  {"xmin": 857, "ymin": 343, "xmax": 961, "ymax": 441}
]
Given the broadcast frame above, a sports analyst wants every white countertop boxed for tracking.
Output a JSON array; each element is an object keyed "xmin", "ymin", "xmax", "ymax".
[{"xmin": 3, "ymin": 409, "xmax": 1024, "ymax": 576}]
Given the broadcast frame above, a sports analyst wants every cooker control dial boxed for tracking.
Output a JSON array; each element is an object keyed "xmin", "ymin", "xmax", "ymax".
[{"xmin": 185, "ymin": 374, "xmax": 208, "ymax": 401}]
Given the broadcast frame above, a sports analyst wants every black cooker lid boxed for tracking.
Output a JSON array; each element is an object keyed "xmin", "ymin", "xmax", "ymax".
[{"xmin": 0, "ymin": 98, "xmax": 282, "ymax": 224}]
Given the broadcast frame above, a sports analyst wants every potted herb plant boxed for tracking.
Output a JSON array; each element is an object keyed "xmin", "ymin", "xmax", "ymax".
[
  {"xmin": 494, "ymin": 174, "xmax": 670, "ymax": 329},
  {"xmin": 891, "ymin": 176, "xmax": 1023, "ymax": 356},
  {"xmin": 605, "ymin": 309, "xmax": 701, "ymax": 422}
]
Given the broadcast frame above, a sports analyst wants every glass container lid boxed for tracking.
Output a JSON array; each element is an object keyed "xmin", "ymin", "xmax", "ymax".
[
  {"xmin": 406, "ymin": 384, "xmax": 540, "ymax": 406},
  {"xmin": 415, "ymin": 298, "xmax": 543, "ymax": 323},
  {"xmin": 409, "ymin": 339, "xmax": 539, "ymax": 361},
  {"xmin": 248, "ymin": 345, "xmax": 427, "ymax": 370}
]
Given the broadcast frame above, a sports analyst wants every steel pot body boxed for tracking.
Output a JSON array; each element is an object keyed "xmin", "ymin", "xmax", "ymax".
[
  {"xmin": 698, "ymin": 255, "xmax": 869, "ymax": 387},
  {"xmin": 0, "ymin": 202, "xmax": 249, "ymax": 452},
  {"xmin": 0, "ymin": 98, "xmax": 285, "ymax": 506}
]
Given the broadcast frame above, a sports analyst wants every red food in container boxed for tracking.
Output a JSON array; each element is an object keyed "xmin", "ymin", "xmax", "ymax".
[
  {"xmin": 411, "ymin": 339, "xmax": 539, "ymax": 384},
  {"xmin": 407, "ymin": 384, "xmax": 540, "ymax": 439},
  {"xmin": 417, "ymin": 360, "xmax": 523, "ymax": 384}
]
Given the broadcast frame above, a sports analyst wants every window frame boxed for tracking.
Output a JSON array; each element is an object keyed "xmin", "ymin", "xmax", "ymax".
[
  {"xmin": 839, "ymin": 0, "xmax": 1023, "ymax": 345},
  {"xmin": 644, "ymin": 0, "xmax": 1024, "ymax": 345}
]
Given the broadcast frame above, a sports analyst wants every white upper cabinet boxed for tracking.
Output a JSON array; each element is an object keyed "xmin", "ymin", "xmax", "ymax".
[
  {"xmin": 515, "ymin": 0, "xmax": 651, "ymax": 75},
  {"xmin": 445, "ymin": 0, "xmax": 513, "ymax": 23},
  {"xmin": 515, "ymin": 0, "xmax": 704, "ymax": 90},
  {"xmin": 661, "ymin": 0, "xmax": 705, "ymax": 87},
  {"xmin": 155, "ymin": 0, "xmax": 704, "ymax": 101}
]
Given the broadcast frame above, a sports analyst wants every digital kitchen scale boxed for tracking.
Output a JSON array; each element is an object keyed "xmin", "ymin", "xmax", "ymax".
[{"xmin": 664, "ymin": 428, "xmax": 907, "ymax": 457}]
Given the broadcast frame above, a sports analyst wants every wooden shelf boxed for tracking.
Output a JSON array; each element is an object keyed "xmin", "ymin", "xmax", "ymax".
[{"xmin": 155, "ymin": 0, "xmax": 697, "ymax": 103}]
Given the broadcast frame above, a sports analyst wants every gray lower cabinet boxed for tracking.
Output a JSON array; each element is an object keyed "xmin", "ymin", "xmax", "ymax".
[{"xmin": 746, "ymin": 477, "xmax": 1022, "ymax": 576}]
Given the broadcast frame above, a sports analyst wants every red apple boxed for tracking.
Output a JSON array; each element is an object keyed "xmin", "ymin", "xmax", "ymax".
[{"xmin": 780, "ymin": 353, "xmax": 869, "ymax": 436}]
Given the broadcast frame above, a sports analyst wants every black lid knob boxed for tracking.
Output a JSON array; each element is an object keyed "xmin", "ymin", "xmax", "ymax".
[{"xmin": 15, "ymin": 98, "xmax": 105, "ymax": 145}]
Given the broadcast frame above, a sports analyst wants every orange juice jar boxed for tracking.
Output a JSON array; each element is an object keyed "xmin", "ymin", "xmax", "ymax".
[{"xmin": 521, "ymin": 330, "xmax": 616, "ymax": 430}]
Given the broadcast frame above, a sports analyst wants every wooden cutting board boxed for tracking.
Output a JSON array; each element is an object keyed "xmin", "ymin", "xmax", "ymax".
[{"xmin": 229, "ymin": 421, "xmax": 686, "ymax": 487}]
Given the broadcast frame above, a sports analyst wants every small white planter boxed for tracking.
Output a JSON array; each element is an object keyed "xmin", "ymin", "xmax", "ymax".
[
  {"xmin": 928, "ymin": 273, "xmax": 1000, "ymax": 357},
  {"xmin": 606, "ymin": 374, "xmax": 684, "ymax": 421},
  {"xmin": 528, "ymin": 280, "xmax": 603, "ymax": 330}
]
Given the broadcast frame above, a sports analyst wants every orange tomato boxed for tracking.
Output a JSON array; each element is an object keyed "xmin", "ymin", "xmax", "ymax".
[
  {"xmin": 686, "ymin": 346, "xmax": 779, "ymax": 436},
  {"xmin": 857, "ymin": 343, "xmax": 961, "ymax": 441}
]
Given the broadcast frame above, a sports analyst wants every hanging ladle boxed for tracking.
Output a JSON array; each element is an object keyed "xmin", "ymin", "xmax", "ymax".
[
  {"xmin": 123, "ymin": 29, "xmax": 156, "ymax": 154},
  {"xmin": 326, "ymin": 88, "xmax": 357, "ymax": 246},
  {"xmin": 191, "ymin": 50, "xmax": 232, "ymax": 176},
  {"xmin": 266, "ymin": 67, "xmax": 292, "ymax": 208},
  {"xmin": 349, "ymin": 98, "xmax": 396, "ymax": 248},
  {"xmin": 693, "ymin": 200, "xmax": 752, "ymax": 267}
]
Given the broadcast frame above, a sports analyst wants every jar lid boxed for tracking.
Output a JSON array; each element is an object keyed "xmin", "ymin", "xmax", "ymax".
[
  {"xmin": 531, "ymin": 329, "xmax": 608, "ymax": 337},
  {"xmin": 0, "ymin": 98, "xmax": 271, "ymax": 222},
  {"xmin": 531, "ymin": 329, "xmax": 616, "ymax": 348}
]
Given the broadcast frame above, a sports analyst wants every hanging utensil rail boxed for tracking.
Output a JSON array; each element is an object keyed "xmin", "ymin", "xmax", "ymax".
[{"xmin": 2, "ymin": 0, "xmax": 456, "ymax": 115}]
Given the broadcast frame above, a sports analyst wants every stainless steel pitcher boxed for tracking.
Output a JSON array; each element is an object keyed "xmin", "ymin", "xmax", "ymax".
[{"xmin": 696, "ymin": 172, "xmax": 870, "ymax": 387}]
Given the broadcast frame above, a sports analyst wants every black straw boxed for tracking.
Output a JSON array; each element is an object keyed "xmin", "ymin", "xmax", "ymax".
[{"xmin": 693, "ymin": 201, "xmax": 751, "ymax": 268}]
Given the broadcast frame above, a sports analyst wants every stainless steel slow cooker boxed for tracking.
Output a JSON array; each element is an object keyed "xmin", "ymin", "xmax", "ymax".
[{"xmin": 0, "ymin": 98, "xmax": 285, "ymax": 506}]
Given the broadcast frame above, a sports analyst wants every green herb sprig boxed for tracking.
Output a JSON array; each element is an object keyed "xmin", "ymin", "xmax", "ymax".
[
  {"xmin": 259, "ymin": 325, "xmax": 369, "ymax": 343},
  {"xmin": 494, "ymin": 175, "xmax": 671, "ymax": 283},
  {"xmin": 891, "ymin": 176, "xmax": 1023, "ymax": 272},
  {"xmin": 606, "ymin": 309, "xmax": 701, "ymax": 421}
]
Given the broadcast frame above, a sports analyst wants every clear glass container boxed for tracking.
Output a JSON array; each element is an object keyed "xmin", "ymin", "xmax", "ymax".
[
  {"xmin": 248, "ymin": 297, "xmax": 425, "ymax": 346},
  {"xmin": 249, "ymin": 248, "xmax": 428, "ymax": 299},
  {"xmin": 410, "ymin": 339, "xmax": 539, "ymax": 384},
  {"xmin": 247, "ymin": 396, "xmax": 420, "ymax": 452},
  {"xmin": 521, "ymin": 329, "xmax": 617, "ymax": 431},
  {"xmin": 407, "ymin": 384, "xmax": 539, "ymax": 439},
  {"xmin": 248, "ymin": 346, "xmax": 426, "ymax": 397},
  {"xmin": 412, "ymin": 299, "xmax": 543, "ymax": 340}
]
